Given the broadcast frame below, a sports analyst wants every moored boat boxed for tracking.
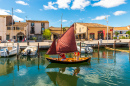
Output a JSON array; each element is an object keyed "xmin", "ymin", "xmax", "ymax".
[
  {"xmin": 21, "ymin": 46, "xmax": 38, "ymax": 56},
  {"xmin": 46, "ymin": 57, "xmax": 91, "ymax": 64},
  {"xmin": 0, "ymin": 46, "xmax": 20, "ymax": 57},
  {"xmin": 46, "ymin": 24, "xmax": 91, "ymax": 64}
]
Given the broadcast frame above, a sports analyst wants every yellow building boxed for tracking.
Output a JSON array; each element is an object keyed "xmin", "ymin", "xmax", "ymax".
[
  {"xmin": 49, "ymin": 26, "xmax": 69, "ymax": 41},
  {"xmin": 74, "ymin": 23, "xmax": 114, "ymax": 40}
]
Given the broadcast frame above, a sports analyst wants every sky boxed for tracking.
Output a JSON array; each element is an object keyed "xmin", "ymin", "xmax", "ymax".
[{"xmin": 0, "ymin": 0, "xmax": 129, "ymax": 27}]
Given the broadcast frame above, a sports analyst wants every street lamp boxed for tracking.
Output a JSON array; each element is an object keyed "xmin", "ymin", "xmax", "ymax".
[
  {"xmin": 61, "ymin": 13, "xmax": 63, "ymax": 35},
  {"xmin": 105, "ymin": 16, "xmax": 109, "ymax": 43}
]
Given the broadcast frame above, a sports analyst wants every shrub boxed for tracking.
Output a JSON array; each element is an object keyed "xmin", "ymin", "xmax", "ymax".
[
  {"xmin": 32, "ymin": 37, "xmax": 37, "ymax": 40},
  {"xmin": 113, "ymin": 37, "xmax": 117, "ymax": 39},
  {"xmin": 122, "ymin": 36, "xmax": 125, "ymax": 39}
]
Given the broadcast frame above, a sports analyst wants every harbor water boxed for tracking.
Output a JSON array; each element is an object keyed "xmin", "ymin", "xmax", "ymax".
[{"xmin": 0, "ymin": 49, "xmax": 130, "ymax": 86}]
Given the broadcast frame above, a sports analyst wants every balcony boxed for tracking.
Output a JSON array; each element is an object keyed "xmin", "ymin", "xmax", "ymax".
[{"xmin": 30, "ymin": 30, "xmax": 35, "ymax": 34}]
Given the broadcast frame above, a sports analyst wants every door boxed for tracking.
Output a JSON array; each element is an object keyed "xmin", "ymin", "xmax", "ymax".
[{"xmin": 98, "ymin": 31, "xmax": 104, "ymax": 40}]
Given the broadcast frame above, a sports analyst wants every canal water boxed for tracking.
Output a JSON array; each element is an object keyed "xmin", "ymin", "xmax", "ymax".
[{"xmin": 0, "ymin": 49, "xmax": 130, "ymax": 86}]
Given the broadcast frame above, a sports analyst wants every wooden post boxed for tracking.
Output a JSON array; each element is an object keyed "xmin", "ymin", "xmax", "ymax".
[
  {"xmin": 129, "ymin": 41, "xmax": 130, "ymax": 53},
  {"xmin": 129, "ymin": 41, "xmax": 130, "ymax": 62},
  {"xmin": 114, "ymin": 40, "xmax": 116, "ymax": 51},
  {"xmin": 17, "ymin": 43, "xmax": 19, "ymax": 59},
  {"xmin": 38, "ymin": 43, "xmax": 39, "ymax": 58},
  {"xmin": 98, "ymin": 41, "xmax": 99, "ymax": 55},
  {"xmin": 80, "ymin": 42, "xmax": 81, "ymax": 53}
]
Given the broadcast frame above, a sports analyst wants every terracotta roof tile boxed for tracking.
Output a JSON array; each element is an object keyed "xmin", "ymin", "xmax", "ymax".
[
  {"xmin": 77, "ymin": 23, "xmax": 112, "ymax": 27},
  {"xmin": 26, "ymin": 20, "xmax": 49, "ymax": 23},
  {"xmin": 114, "ymin": 27, "xmax": 129, "ymax": 30}
]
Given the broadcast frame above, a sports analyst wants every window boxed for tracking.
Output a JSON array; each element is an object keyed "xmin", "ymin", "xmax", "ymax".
[
  {"xmin": 30, "ymin": 27, "xmax": 35, "ymax": 34},
  {"xmin": 6, "ymin": 35, "xmax": 10, "ymax": 40},
  {"xmin": 120, "ymin": 31, "xmax": 122, "ymax": 34},
  {"xmin": 90, "ymin": 33, "xmax": 95, "ymax": 40},
  {"xmin": 13, "ymin": 36, "xmax": 16, "ymax": 39},
  {"xmin": 79, "ymin": 28, "xmax": 81, "ymax": 32},
  {"xmin": 41, "ymin": 23, "xmax": 44, "ymax": 27},
  {"xmin": 42, "ymin": 27, "xmax": 44, "ymax": 31},
  {"xmin": 7, "ymin": 27, "xmax": 11, "ymax": 30},
  {"xmin": 16, "ymin": 27, "xmax": 20, "ymax": 30},
  {"xmin": 83, "ymin": 34, "xmax": 85, "ymax": 39},
  {"xmin": 13, "ymin": 27, "xmax": 15, "ymax": 30},
  {"xmin": 31, "ymin": 23, "xmax": 34, "ymax": 26}
]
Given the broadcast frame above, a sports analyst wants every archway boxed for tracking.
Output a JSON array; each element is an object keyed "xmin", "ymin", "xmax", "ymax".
[{"xmin": 17, "ymin": 32, "xmax": 24, "ymax": 42}]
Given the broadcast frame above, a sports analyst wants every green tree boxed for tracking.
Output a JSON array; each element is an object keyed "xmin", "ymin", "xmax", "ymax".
[
  {"xmin": 126, "ymin": 31, "xmax": 130, "ymax": 35},
  {"xmin": 62, "ymin": 27, "xmax": 66, "ymax": 33},
  {"xmin": 114, "ymin": 31, "xmax": 119, "ymax": 37},
  {"xmin": 43, "ymin": 28, "xmax": 51, "ymax": 40}
]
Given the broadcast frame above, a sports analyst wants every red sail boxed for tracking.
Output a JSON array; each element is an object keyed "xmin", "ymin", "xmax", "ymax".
[
  {"xmin": 56, "ymin": 24, "xmax": 77, "ymax": 54},
  {"xmin": 46, "ymin": 39, "xmax": 57, "ymax": 55}
]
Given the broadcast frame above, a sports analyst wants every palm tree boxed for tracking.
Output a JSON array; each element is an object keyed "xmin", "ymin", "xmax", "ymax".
[{"xmin": 114, "ymin": 31, "xmax": 119, "ymax": 37}]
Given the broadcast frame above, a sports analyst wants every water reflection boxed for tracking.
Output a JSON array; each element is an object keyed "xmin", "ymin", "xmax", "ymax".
[{"xmin": 0, "ymin": 50, "xmax": 130, "ymax": 86}]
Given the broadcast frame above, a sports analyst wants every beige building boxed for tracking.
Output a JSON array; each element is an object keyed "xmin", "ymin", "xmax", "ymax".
[
  {"xmin": 0, "ymin": 15, "xmax": 49, "ymax": 42},
  {"xmin": 74, "ymin": 23, "xmax": 114, "ymax": 40},
  {"xmin": 6, "ymin": 22, "xmax": 28, "ymax": 42},
  {"xmin": 0, "ymin": 15, "xmax": 12, "ymax": 41},
  {"xmin": 26, "ymin": 20, "xmax": 49, "ymax": 41}
]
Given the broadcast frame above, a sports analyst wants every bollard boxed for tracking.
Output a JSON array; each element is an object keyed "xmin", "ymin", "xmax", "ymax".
[{"xmin": 80, "ymin": 42, "xmax": 81, "ymax": 53}]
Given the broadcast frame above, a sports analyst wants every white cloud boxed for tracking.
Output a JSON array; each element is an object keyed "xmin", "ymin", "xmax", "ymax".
[
  {"xmin": 0, "ymin": 8, "xmax": 24, "ymax": 21},
  {"xmin": 113, "ymin": 11, "xmax": 127, "ymax": 16},
  {"xmin": 0, "ymin": 9, "xmax": 10, "ymax": 15},
  {"xmin": 92, "ymin": 15, "xmax": 110, "ymax": 20},
  {"xmin": 43, "ymin": 2, "xmax": 58, "ymax": 10},
  {"xmin": 13, "ymin": 15, "xmax": 24, "ymax": 21},
  {"xmin": 92, "ymin": 0, "xmax": 126, "ymax": 8},
  {"xmin": 62, "ymin": 19, "xmax": 67, "ymax": 22},
  {"xmin": 56, "ymin": 0, "xmax": 71, "ymax": 9},
  {"xmin": 71, "ymin": 0, "xmax": 90, "ymax": 10},
  {"xmin": 15, "ymin": 9, "xmax": 24, "ymax": 13},
  {"xmin": 15, "ymin": 1, "xmax": 29, "ymax": 5}
]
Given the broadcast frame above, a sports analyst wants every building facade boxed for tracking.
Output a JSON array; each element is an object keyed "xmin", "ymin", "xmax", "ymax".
[
  {"xmin": 114, "ymin": 26, "xmax": 130, "ymax": 38},
  {"xmin": 49, "ymin": 26, "xmax": 69, "ymax": 41},
  {"xmin": 0, "ymin": 15, "xmax": 49, "ymax": 42},
  {"xmin": 26, "ymin": 20, "xmax": 49, "ymax": 41},
  {"xmin": 74, "ymin": 23, "xmax": 114, "ymax": 40},
  {"xmin": 6, "ymin": 22, "xmax": 28, "ymax": 42},
  {"xmin": 0, "ymin": 15, "xmax": 12, "ymax": 41}
]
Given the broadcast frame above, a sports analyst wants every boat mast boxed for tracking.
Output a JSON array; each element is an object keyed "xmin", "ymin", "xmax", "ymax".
[
  {"xmin": 11, "ymin": 8, "xmax": 13, "ymax": 40},
  {"xmin": 61, "ymin": 13, "xmax": 63, "ymax": 36}
]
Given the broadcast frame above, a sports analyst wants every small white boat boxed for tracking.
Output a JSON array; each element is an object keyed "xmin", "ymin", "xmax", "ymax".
[
  {"xmin": 77, "ymin": 46, "xmax": 93, "ymax": 53},
  {"xmin": 0, "ymin": 46, "xmax": 20, "ymax": 57},
  {"xmin": 21, "ymin": 46, "xmax": 38, "ymax": 56}
]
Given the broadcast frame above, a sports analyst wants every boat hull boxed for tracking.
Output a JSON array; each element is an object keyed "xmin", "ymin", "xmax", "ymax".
[{"xmin": 46, "ymin": 57, "xmax": 91, "ymax": 64}]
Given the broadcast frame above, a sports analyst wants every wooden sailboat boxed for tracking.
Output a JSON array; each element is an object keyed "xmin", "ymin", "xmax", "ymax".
[{"xmin": 46, "ymin": 24, "xmax": 91, "ymax": 64}]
